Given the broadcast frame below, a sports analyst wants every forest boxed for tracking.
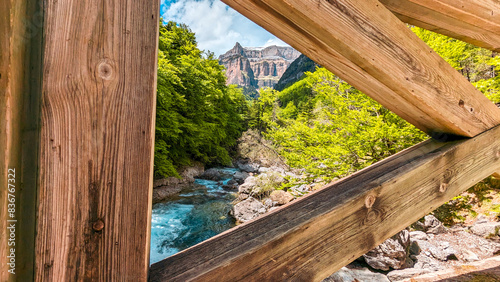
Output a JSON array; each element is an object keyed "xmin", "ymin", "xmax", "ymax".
[{"xmin": 154, "ymin": 21, "xmax": 500, "ymax": 185}]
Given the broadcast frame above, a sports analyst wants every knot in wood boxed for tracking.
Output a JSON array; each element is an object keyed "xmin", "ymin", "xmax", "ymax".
[
  {"xmin": 365, "ymin": 195, "xmax": 376, "ymax": 209},
  {"xmin": 97, "ymin": 60, "xmax": 114, "ymax": 80},
  {"xmin": 92, "ymin": 219, "xmax": 105, "ymax": 232},
  {"xmin": 439, "ymin": 182, "xmax": 448, "ymax": 193},
  {"xmin": 496, "ymin": 150, "xmax": 500, "ymax": 159},
  {"xmin": 363, "ymin": 208, "xmax": 384, "ymax": 226}
]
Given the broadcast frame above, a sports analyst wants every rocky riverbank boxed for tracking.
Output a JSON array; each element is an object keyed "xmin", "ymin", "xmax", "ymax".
[{"xmin": 152, "ymin": 162, "xmax": 204, "ymax": 204}]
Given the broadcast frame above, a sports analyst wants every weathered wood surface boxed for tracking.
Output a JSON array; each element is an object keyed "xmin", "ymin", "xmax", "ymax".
[
  {"xmin": 150, "ymin": 125, "xmax": 500, "ymax": 281},
  {"xmin": 380, "ymin": 0, "xmax": 500, "ymax": 52},
  {"xmin": 35, "ymin": 0, "xmax": 159, "ymax": 280},
  {"xmin": 223, "ymin": 0, "xmax": 500, "ymax": 138},
  {"xmin": 0, "ymin": 0, "xmax": 42, "ymax": 280}
]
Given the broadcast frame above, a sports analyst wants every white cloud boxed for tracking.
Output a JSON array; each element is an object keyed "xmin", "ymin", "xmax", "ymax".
[{"xmin": 161, "ymin": 0, "xmax": 290, "ymax": 56}]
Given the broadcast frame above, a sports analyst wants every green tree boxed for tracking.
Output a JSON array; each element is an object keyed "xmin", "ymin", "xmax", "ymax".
[{"xmin": 154, "ymin": 22, "xmax": 248, "ymax": 178}]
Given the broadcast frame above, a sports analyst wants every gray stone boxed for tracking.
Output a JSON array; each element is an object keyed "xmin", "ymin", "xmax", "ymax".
[
  {"xmin": 424, "ymin": 215, "xmax": 447, "ymax": 234},
  {"xmin": 410, "ymin": 231, "xmax": 428, "ymax": 241},
  {"xmin": 414, "ymin": 240, "xmax": 457, "ymax": 261},
  {"xmin": 462, "ymin": 250, "xmax": 479, "ymax": 262},
  {"xmin": 238, "ymin": 176, "xmax": 257, "ymax": 194},
  {"xmin": 237, "ymin": 162, "xmax": 260, "ymax": 173},
  {"xmin": 230, "ymin": 197, "xmax": 267, "ymax": 223},
  {"xmin": 263, "ymin": 198, "xmax": 274, "ymax": 209},
  {"xmin": 199, "ymin": 168, "xmax": 223, "ymax": 181},
  {"xmin": 470, "ymin": 221, "xmax": 500, "ymax": 238},
  {"xmin": 233, "ymin": 171, "xmax": 249, "ymax": 184},
  {"xmin": 258, "ymin": 167, "xmax": 270, "ymax": 173},
  {"xmin": 387, "ymin": 268, "xmax": 431, "ymax": 282},
  {"xmin": 323, "ymin": 266, "xmax": 390, "ymax": 282},
  {"xmin": 363, "ymin": 230, "xmax": 411, "ymax": 271}
]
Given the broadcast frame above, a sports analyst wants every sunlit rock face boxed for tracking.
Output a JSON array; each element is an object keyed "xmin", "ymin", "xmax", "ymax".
[{"xmin": 219, "ymin": 42, "xmax": 300, "ymax": 89}]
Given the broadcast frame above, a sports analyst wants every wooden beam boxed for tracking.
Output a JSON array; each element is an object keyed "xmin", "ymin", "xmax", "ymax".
[
  {"xmin": 380, "ymin": 0, "xmax": 500, "ymax": 52},
  {"xmin": 1, "ymin": 0, "xmax": 42, "ymax": 280},
  {"xmin": 35, "ymin": 0, "xmax": 159, "ymax": 280},
  {"xmin": 150, "ymin": 125, "xmax": 500, "ymax": 282},
  {"xmin": 222, "ymin": 0, "xmax": 500, "ymax": 138}
]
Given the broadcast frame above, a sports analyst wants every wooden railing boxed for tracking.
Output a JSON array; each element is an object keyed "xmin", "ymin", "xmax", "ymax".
[{"xmin": 1, "ymin": 0, "xmax": 499, "ymax": 281}]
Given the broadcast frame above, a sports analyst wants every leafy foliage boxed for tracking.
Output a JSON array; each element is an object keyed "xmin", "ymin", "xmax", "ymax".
[
  {"xmin": 412, "ymin": 27, "xmax": 500, "ymax": 103},
  {"xmin": 249, "ymin": 68, "xmax": 427, "ymax": 181},
  {"xmin": 154, "ymin": 22, "xmax": 248, "ymax": 178}
]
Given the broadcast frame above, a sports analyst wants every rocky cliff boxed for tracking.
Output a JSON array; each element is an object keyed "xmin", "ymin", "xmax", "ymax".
[
  {"xmin": 219, "ymin": 42, "xmax": 300, "ymax": 90},
  {"xmin": 274, "ymin": 54, "xmax": 320, "ymax": 91}
]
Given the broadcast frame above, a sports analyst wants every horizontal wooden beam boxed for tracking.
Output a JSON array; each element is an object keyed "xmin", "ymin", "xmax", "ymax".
[
  {"xmin": 380, "ymin": 0, "xmax": 500, "ymax": 52},
  {"xmin": 222, "ymin": 0, "xmax": 500, "ymax": 138},
  {"xmin": 150, "ymin": 125, "xmax": 500, "ymax": 281}
]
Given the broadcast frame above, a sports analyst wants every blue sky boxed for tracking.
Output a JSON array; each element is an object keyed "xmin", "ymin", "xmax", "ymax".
[{"xmin": 160, "ymin": 0, "xmax": 289, "ymax": 56}]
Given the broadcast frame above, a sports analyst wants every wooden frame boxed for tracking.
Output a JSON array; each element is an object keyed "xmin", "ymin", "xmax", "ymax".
[
  {"xmin": 1, "ymin": 0, "xmax": 499, "ymax": 281},
  {"xmin": 150, "ymin": 124, "xmax": 500, "ymax": 281}
]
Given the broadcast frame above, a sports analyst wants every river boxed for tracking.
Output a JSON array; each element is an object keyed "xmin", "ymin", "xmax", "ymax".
[{"xmin": 149, "ymin": 168, "xmax": 239, "ymax": 264}]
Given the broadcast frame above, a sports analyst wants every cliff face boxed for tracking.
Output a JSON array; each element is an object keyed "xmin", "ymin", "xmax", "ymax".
[
  {"xmin": 219, "ymin": 42, "xmax": 300, "ymax": 89},
  {"xmin": 274, "ymin": 54, "xmax": 320, "ymax": 91}
]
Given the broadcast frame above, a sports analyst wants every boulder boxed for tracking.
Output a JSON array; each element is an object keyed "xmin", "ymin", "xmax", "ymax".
[
  {"xmin": 387, "ymin": 268, "xmax": 431, "ymax": 282},
  {"xmin": 198, "ymin": 168, "xmax": 223, "ymax": 181},
  {"xmin": 461, "ymin": 250, "xmax": 479, "ymax": 262},
  {"xmin": 233, "ymin": 171, "xmax": 249, "ymax": 184},
  {"xmin": 363, "ymin": 230, "xmax": 411, "ymax": 271},
  {"xmin": 237, "ymin": 162, "xmax": 260, "ymax": 173},
  {"xmin": 152, "ymin": 186, "xmax": 183, "ymax": 204},
  {"xmin": 470, "ymin": 221, "xmax": 500, "ymax": 238},
  {"xmin": 410, "ymin": 231, "xmax": 428, "ymax": 241},
  {"xmin": 424, "ymin": 215, "xmax": 447, "ymax": 234},
  {"xmin": 238, "ymin": 176, "xmax": 257, "ymax": 194},
  {"xmin": 269, "ymin": 190, "xmax": 294, "ymax": 205},
  {"xmin": 230, "ymin": 197, "xmax": 267, "ymax": 223},
  {"xmin": 414, "ymin": 240, "xmax": 458, "ymax": 261}
]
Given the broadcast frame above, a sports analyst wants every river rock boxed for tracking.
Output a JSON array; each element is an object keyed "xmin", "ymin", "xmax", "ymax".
[
  {"xmin": 198, "ymin": 168, "xmax": 222, "ymax": 180},
  {"xmin": 230, "ymin": 197, "xmax": 267, "ymax": 223},
  {"xmin": 363, "ymin": 230, "xmax": 411, "ymax": 271},
  {"xmin": 387, "ymin": 268, "xmax": 431, "ymax": 281},
  {"xmin": 238, "ymin": 176, "xmax": 257, "ymax": 194},
  {"xmin": 233, "ymin": 171, "xmax": 249, "ymax": 184},
  {"xmin": 152, "ymin": 162, "xmax": 204, "ymax": 203},
  {"xmin": 470, "ymin": 221, "xmax": 500, "ymax": 238},
  {"xmin": 152, "ymin": 186, "xmax": 183, "ymax": 204},
  {"xmin": 324, "ymin": 265, "xmax": 390, "ymax": 282},
  {"xmin": 269, "ymin": 190, "xmax": 294, "ymax": 205},
  {"xmin": 237, "ymin": 162, "xmax": 260, "ymax": 173}
]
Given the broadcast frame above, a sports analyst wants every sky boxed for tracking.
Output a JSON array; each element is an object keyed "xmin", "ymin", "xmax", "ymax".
[{"xmin": 160, "ymin": 0, "xmax": 289, "ymax": 56}]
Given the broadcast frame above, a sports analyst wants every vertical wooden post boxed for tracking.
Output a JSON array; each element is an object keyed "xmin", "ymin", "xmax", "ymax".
[
  {"xmin": 35, "ymin": 0, "xmax": 159, "ymax": 280},
  {"xmin": 1, "ymin": 0, "xmax": 43, "ymax": 280}
]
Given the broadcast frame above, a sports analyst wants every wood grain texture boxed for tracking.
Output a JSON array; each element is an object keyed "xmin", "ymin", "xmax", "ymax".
[
  {"xmin": 35, "ymin": 0, "xmax": 159, "ymax": 280},
  {"xmin": 0, "ymin": 0, "xmax": 42, "ymax": 280},
  {"xmin": 380, "ymin": 0, "xmax": 500, "ymax": 52},
  {"xmin": 222, "ymin": 0, "xmax": 500, "ymax": 138},
  {"xmin": 150, "ymin": 125, "xmax": 500, "ymax": 282}
]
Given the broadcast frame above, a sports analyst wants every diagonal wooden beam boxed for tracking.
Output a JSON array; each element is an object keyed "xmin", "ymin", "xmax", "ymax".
[
  {"xmin": 222, "ymin": 0, "xmax": 500, "ymax": 138},
  {"xmin": 380, "ymin": 0, "xmax": 500, "ymax": 52},
  {"xmin": 149, "ymin": 125, "xmax": 500, "ymax": 282}
]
